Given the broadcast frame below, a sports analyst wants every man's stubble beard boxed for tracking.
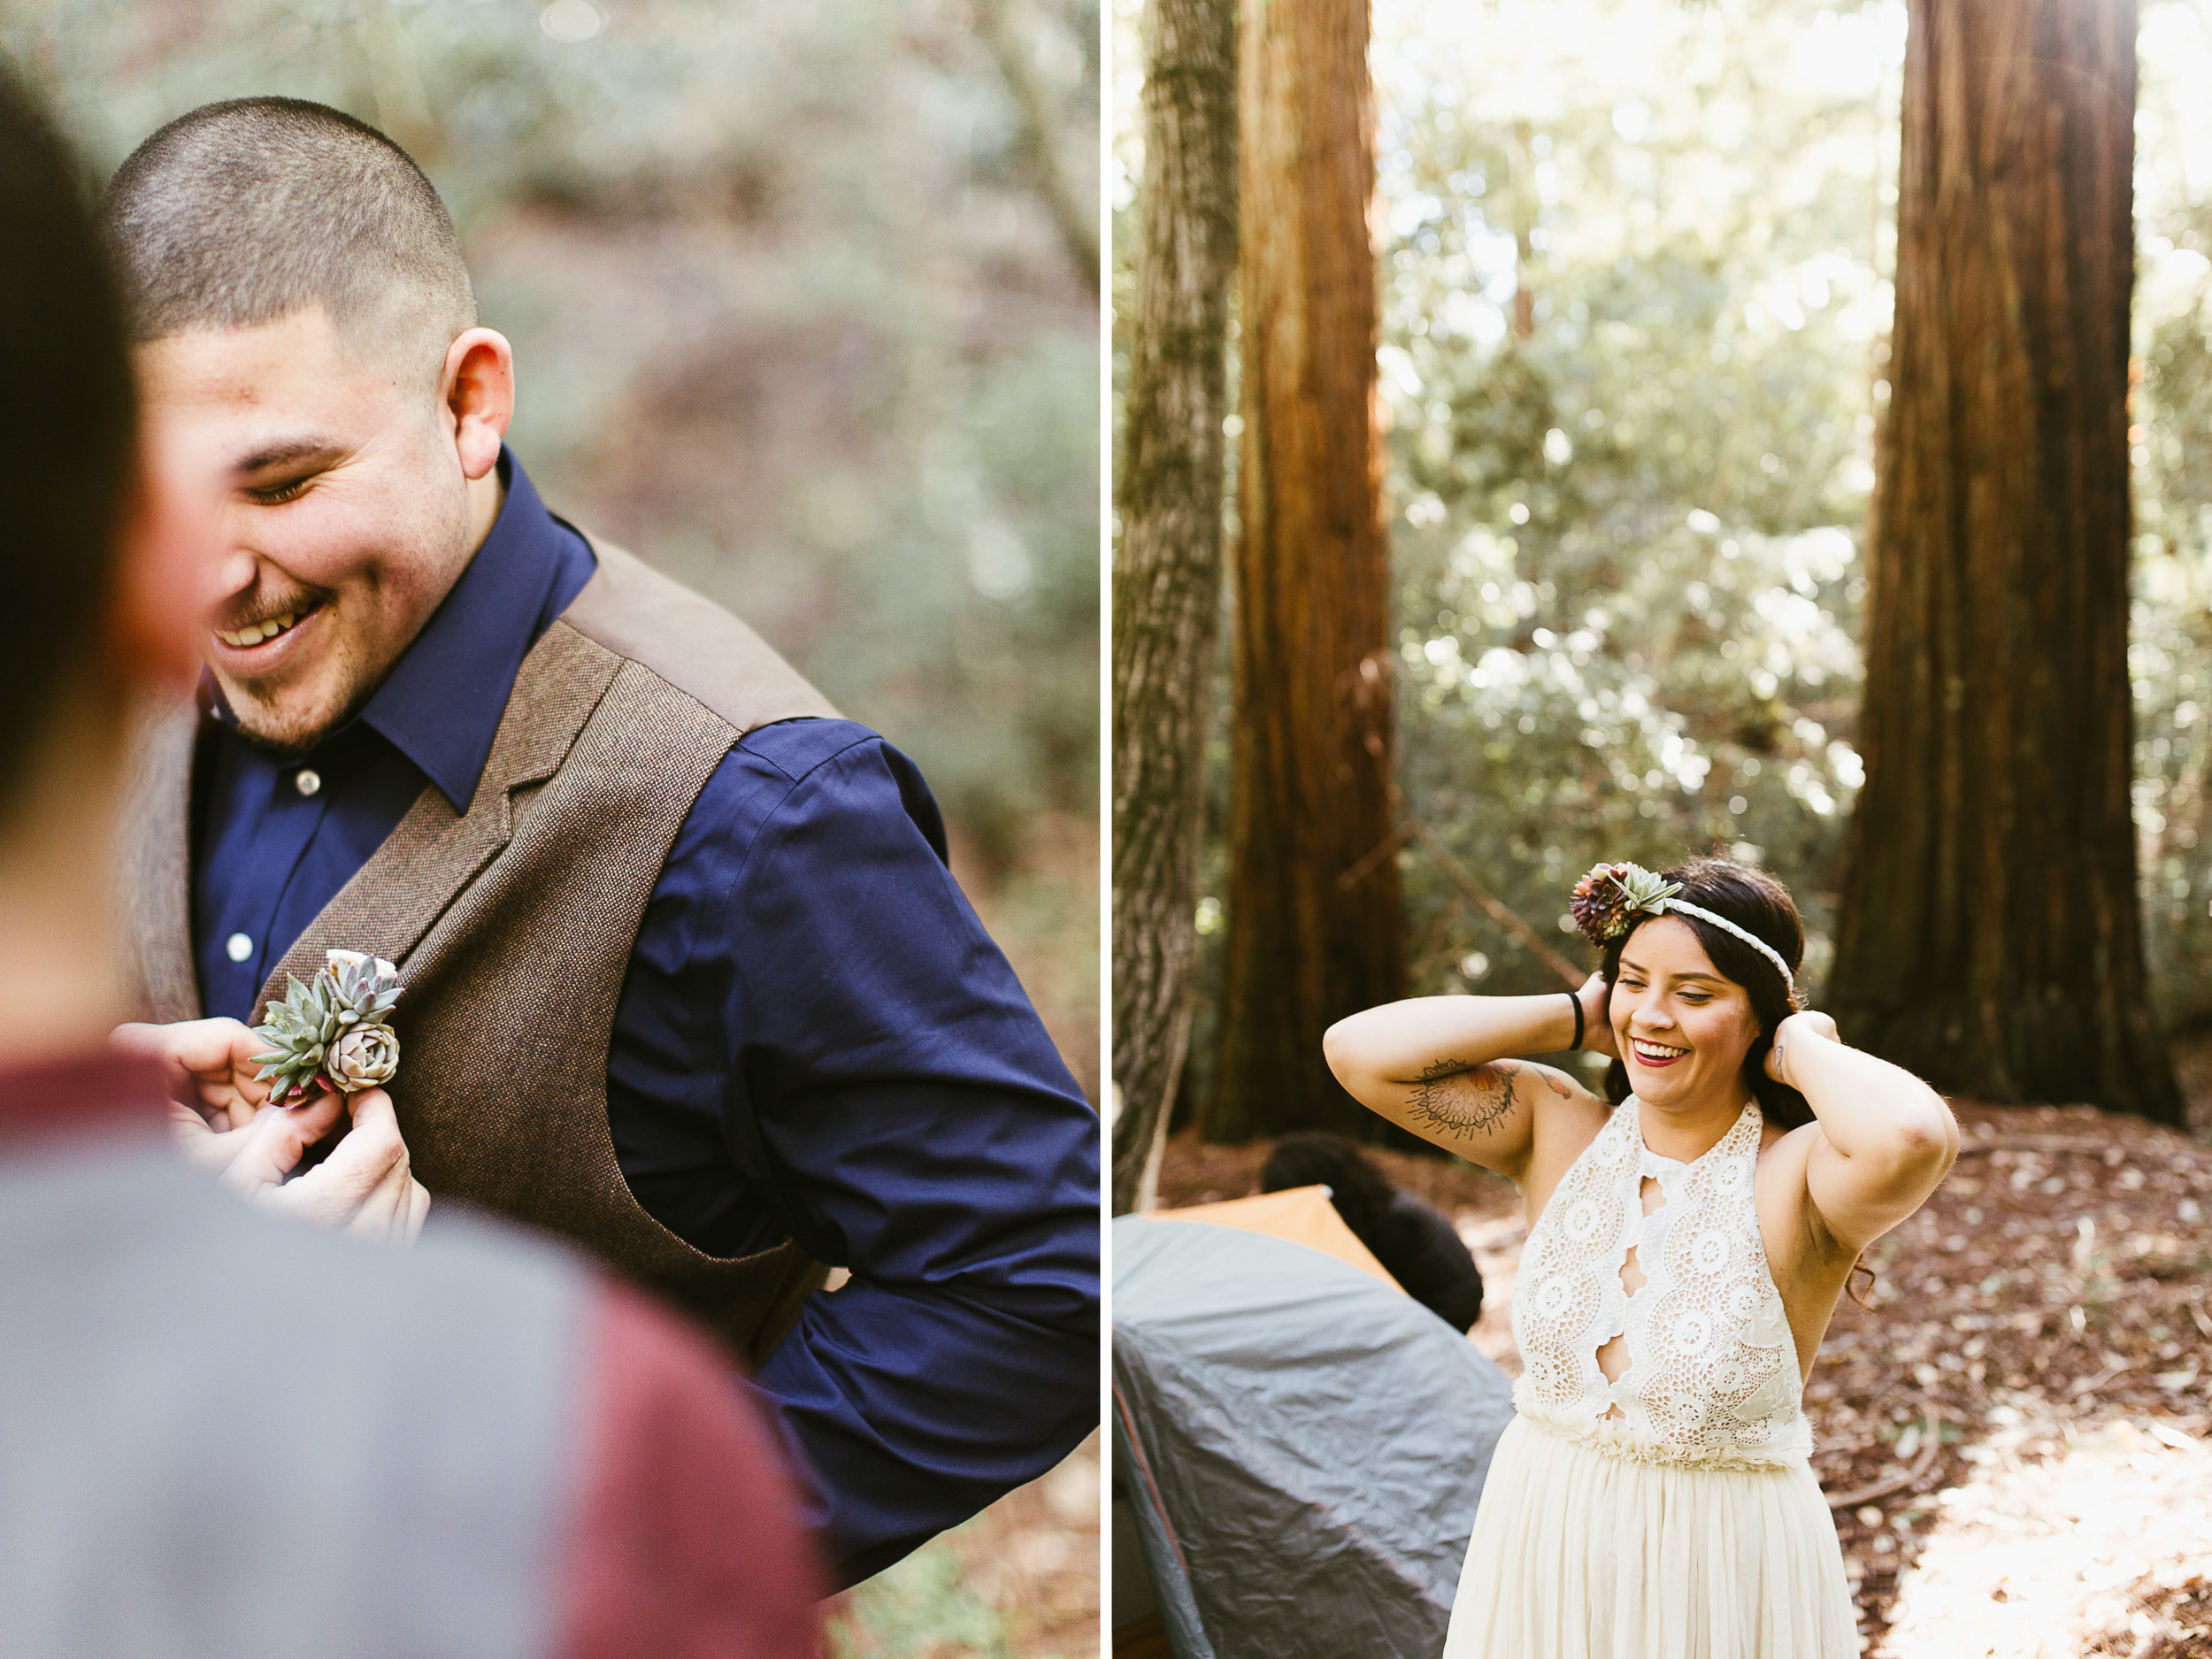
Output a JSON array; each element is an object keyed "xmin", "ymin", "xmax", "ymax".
[
  {"xmin": 216, "ymin": 626, "xmax": 380, "ymax": 758},
  {"xmin": 217, "ymin": 484, "xmax": 480, "ymax": 757}
]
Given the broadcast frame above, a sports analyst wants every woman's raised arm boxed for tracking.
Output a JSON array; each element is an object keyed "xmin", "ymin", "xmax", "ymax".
[
  {"xmin": 1323, "ymin": 979, "xmax": 1609, "ymax": 1179},
  {"xmin": 1771, "ymin": 1011, "xmax": 1958, "ymax": 1252}
]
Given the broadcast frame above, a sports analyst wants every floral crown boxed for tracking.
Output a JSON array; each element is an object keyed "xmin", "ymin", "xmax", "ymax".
[{"xmin": 1569, "ymin": 861, "xmax": 1796, "ymax": 999}]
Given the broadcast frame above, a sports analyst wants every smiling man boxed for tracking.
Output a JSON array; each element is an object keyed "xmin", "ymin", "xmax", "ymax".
[
  {"xmin": 164, "ymin": 303, "xmax": 509, "ymax": 749},
  {"xmin": 104, "ymin": 96, "xmax": 1099, "ymax": 1585}
]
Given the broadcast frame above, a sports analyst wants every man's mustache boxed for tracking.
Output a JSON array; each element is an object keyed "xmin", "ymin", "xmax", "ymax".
[{"xmin": 211, "ymin": 589, "xmax": 329, "ymax": 634}]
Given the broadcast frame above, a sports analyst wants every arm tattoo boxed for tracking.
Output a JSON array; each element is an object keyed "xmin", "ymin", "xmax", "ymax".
[{"xmin": 1407, "ymin": 1059, "xmax": 1516, "ymax": 1141}]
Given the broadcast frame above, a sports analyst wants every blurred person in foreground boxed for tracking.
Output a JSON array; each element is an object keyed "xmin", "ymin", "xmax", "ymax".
[
  {"xmin": 0, "ymin": 66, "xmax": 821, "ymax": 1656},
  {"xmin": 101, "ymin": 95, "xmax": 1098, "ymax": 1585},
  {"xmin": 1258, "ymin": 1132, "xmax": 1486, "ymax": 1333}
]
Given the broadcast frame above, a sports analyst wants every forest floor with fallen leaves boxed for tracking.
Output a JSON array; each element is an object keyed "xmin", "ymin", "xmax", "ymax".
[{"xmin": 1156, "ymin": 1040, "xmax": 2212, "ymax": 1659}]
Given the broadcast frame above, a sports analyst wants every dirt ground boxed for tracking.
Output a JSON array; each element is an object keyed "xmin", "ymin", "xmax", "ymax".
[{"xmin": 1155, "ymin": 1041, "xmax": 2212, "ymax": 1658}]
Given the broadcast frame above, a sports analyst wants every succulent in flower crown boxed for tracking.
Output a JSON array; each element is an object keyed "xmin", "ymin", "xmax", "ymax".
[
  {"xmin": 1569, "ymin": 861, "xmax": 1683, "ymax": 946},
  {"xmin": 250, "ymin": 949, "xmax": 403, "ymax": 1106}
]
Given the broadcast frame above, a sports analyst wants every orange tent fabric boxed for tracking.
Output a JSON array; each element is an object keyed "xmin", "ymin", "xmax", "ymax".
[{"xmin": 1150, "ymin": 1185, "xmax": 1403, "ymax": 1294}]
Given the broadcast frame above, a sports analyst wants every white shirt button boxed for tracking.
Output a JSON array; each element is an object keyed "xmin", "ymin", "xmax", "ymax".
[
  {"xmin": 226, "ymin": 933, "xmax": 253, "ymax": 963},
  {"xmin": 295, "ymin": 769, "xmax": 322, "ymax": 796}
]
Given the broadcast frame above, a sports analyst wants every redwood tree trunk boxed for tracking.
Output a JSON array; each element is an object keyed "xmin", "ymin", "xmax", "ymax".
[
  {"xmin": 1110, "ymin": 0, "xmax": 1238, "ymax": 1214},
  {"xmin": 1206, "ymin": 0, "xmax": 1402, "ymax": 1142},
  {"xmin": 1829, "ymin": 0, "xmax": 2181, "ymax": 1124}
]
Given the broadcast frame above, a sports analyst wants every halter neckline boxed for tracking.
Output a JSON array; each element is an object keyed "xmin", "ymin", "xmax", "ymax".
[{"xmin": 1627, "ymin": 1095, "xmax": 1760, "ymax": 1170}]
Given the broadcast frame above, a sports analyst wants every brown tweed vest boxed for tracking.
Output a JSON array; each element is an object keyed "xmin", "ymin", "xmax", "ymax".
[{"xmin": 119, "ymin": 538, "xmax": 840, "ymax": 1363}]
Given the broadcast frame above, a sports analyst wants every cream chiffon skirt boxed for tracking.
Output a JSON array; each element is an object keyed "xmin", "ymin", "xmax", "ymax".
[{"xmin": 1440, "ymin": 1415, "xmax": 1858, "ymax": 1659}]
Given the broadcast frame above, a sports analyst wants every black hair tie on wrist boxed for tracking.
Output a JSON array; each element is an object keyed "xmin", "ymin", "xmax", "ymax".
[{"xmin": 1565, "ymin": 990, "xmax": 1584, "ymax": 1051}]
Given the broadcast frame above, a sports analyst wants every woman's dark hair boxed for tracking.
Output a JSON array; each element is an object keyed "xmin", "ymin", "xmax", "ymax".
[{"xmin": 1598, "ymin": 856, "xmax": 1812, "ymax": 1129}]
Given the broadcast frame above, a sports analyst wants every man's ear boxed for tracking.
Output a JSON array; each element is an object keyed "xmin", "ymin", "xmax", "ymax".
[
  {"xmin": 441, "ymin": 327, "xmax": 515, "ymax": 481},
  {"xmin": 106, "ymin": 430, "xmax": 216, "ymax": 697}
]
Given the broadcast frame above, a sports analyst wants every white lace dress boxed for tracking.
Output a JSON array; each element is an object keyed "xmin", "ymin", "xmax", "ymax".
[{"xmin": 1441, "ymin": 1097, "xmax": 1855, "ymax": 1658}]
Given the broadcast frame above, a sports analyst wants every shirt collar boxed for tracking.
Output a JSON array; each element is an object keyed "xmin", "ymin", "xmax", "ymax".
[{"xmin": 357, "ymin": 450, "xmax": 578, "ymax": 811}]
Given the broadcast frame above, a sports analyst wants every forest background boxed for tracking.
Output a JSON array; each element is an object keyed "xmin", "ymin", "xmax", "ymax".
[
  {"xmin": 2, "ymin": 1, "xmax": 1102, "ymax": 1654},
  {"xmin": 1111, "ymin": 0, "xmax": 2212, "ymax": 1132}
]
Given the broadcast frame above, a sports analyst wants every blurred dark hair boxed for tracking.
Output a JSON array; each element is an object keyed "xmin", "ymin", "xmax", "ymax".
[
  {"xmin": 0, "ymin": 63, "xmax": 137, "ymax": 818},
  {"xmin": 1598, "ymin": 856, "xmax": 1811, "ymax": 1129},
  {"xmin": 1260, "ymin": 1132, "xmax": 1486, "ymax": 1333},
  {"xmin": 1259, "ymin": 1132, "xmax": 1398, "ymax": 1234}
]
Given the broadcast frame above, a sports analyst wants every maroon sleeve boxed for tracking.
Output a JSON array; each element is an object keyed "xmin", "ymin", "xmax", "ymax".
[{"xmin": 559, "ymin": 1278, "xmax": 826, "ymax": 1659}]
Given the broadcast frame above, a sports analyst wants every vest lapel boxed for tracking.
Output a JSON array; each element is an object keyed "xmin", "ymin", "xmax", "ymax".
[
  {"xmin": 117, "ymin": 705, "xmax": 203, "ymax": 1024},
  {"xmin": 253, "ymin": 622, "xmax": 622, "ymax": 1010}
]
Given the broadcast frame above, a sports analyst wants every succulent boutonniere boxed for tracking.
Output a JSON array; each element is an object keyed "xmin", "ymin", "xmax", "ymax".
[
  {"xmin": 1569, "ymin": 861, "xmax": 1683, "ymax": 945},
  {"xmin": 250, "ymin": 949, "xmax": 404, "ymax": 1107}
]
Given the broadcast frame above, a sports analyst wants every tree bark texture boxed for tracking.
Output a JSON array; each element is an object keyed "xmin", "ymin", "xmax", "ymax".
[
  {"xmin": 1207, "ymin": 0, "xmax": 1402, "ymax": 1142},
  {"xmin": 1110, "ymin": 0, "xmax": 1238, "ymax": 1213},
  {"xmin": 1830, "ymin": 0, "xmax": 2182, "ymax": 1124}
]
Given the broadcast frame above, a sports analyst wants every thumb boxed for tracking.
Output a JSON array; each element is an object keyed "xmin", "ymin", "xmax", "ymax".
[
  {"xmin": 218, "ymin": 1087, "xmax": 344, "ymax": 1196},
  {"xmin": 298, "ymin": 1088, "xmax": 407, "ymax": 1192},
  {"xmin": 339, "ymin": 1087, "xmax": 401, "ymax": 1144}
]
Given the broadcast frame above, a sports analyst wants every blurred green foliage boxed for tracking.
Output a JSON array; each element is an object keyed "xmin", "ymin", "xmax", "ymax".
[
  {"xmin": 827, "ymin": 1522, "xmax": 1021, "ymax": 1658},
  {"xmin": 1116, "ymin": 0, "xmax": 2212, "ymax": 1117},
  {"xmin": 1372, "ymin": 0, "xmax": 1894, "ymax": 1010},
  {"xmin": 4, "ymin": 0, "xmax": 1101, "ymax": 1076}
]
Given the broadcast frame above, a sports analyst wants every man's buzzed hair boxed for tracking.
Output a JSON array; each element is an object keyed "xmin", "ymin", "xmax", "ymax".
[{"xmin": 101, "ymin": 96, "xmax": 474, "ymax": 384}]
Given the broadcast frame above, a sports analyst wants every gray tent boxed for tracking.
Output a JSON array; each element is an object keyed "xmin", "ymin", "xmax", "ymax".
[{"xmin": 1112, "ymin": 1214, "xmax": 1517, "ymax": 1659}]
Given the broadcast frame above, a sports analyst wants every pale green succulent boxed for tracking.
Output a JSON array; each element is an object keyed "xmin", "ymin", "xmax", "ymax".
[
  {"xmin": 1612, "ymin": 862, "xmax": 1684, "ymax": 918},
  {"xmin": 1570, "ymin": 860, "xmax": 1685, "ymax": 943},
  {"xmin": 250, "ymin": 949, "xmax": 403, "ymax": 1105}
]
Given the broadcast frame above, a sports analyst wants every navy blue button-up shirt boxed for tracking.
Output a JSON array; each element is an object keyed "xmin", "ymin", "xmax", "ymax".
[{"xmin": 190, "ymin": 455, "xmax": 1100, "ymax": 1585}]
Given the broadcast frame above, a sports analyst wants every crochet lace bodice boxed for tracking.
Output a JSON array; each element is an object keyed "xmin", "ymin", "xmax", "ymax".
[{"xmin": 1510, "ymin": 1096, "xmax": 1810, "ymax": 1469}]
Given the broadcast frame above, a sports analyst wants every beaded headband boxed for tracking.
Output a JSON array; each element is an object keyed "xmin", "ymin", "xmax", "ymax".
[{"xmin": 1568, "ymin": 861, "xmax": 1797, "ymax": 998}]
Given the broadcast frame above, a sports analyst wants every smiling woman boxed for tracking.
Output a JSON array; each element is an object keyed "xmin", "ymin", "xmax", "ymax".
[
  {"xmin": 1589, "ymin": 859, "xmax": 1815, "ymax": 1133},
  {"xmin": 1322, "ymin": 854, "xmax": 1957, "ymax": 1657}
]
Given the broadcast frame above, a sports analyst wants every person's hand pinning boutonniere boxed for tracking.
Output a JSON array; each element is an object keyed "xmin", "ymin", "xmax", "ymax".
[{"xmin": 114, "ymin": 950, "xmax": 427, "ymax": 1243}]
